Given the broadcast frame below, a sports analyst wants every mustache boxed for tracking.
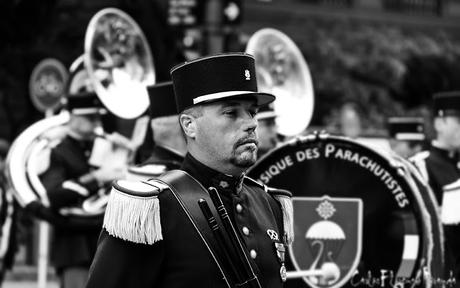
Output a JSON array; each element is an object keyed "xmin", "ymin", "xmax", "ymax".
[{"xmin": 235, "ymin": 135, "xmax": 259, "ymax": 148}]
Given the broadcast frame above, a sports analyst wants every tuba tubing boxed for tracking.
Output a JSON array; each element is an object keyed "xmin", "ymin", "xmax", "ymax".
[{"xmin": 4, "ymin": 113, "xmax": 69, "ymax": 208}]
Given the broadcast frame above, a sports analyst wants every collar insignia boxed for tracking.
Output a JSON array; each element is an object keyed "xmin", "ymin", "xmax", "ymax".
[{"xmin": 267, "ymin": 229, "xmax": 279, "ymax": 241}]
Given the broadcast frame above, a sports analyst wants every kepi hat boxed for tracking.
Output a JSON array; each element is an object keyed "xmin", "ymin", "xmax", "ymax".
[
  {"xmin": 256, "ymin": 103, "xmax": 277, "ymax": 121},
  {"xmin": 171, "ymin": 53, "xmax": 275, "ymax": 112},
  {"xmin": 387, "ymin": 117, "xmax": 425, "ymax": 141},
  {"xmin": 147, "ymin": 82, "xmax": 177, "ymax": 118},
  {"xmin": 433, "ymin": 91, "xmax": 460, "ymax": 117},
  {"xmin": 64, "ymin": 63, "xmax": 106, "ymax": 115}
]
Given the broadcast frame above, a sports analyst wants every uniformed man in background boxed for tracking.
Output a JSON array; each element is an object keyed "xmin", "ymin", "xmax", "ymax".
[
  {"xmin": 127, "ymin": 82, "xmax": 185, "ymax": 180},
  {"xmin": 39, "ymin": 89, "xmax": 126, "ymax": 288},
  {"xmin": 256, "ymin": 103, "xmax": 279, "ymax": 159},
  {"xmin": 86, "ymin": 53, "xmax": 293, "ymax": 288},
  {"xmin": 0, "ymin": 140, "xmax": 17, "ymax": 285},
  {"xmin": 411, "ymin": 91, "xmax": 460, "ymax": 287},
  {"xmin": 387, "ymin": 116, "xmax": 426, "ymax": 159}
]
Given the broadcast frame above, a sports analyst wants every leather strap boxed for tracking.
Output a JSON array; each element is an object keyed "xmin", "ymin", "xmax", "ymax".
[{"xmin": 157, "ymin": 170, "xmax": 234, "ymax": 287}]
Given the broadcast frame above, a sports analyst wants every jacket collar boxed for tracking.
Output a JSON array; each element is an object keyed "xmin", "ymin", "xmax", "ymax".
[
  {"xmin": 181, "ymin": 153, "xmax": 244, "ymax": 194},
  {"xmin": 430, "ymin": 142, "xmax": 459, "ymax": 162}
]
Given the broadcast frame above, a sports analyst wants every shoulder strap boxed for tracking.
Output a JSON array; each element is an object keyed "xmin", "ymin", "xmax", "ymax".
[{"xmin": 155, "ymin": 170, "xmax": 233, "ymax": 288}]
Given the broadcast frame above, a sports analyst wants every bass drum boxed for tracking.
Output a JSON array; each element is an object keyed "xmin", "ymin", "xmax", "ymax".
[{"xmin": 247, "ymin": 133, "xmax": 443, "ymax": 288}]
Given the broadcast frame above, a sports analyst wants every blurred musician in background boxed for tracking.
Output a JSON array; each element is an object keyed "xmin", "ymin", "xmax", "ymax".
[
  {"xmin": 86, "ymin": 53, "xmax": 293, "ymax": 288},
  {"xmin": 256, "ymin": 103, "xmax": 279, "ymax": 158},
  {"xmin": 411, "ymin": 91, "xmax": 460, "ymax": 286},
  {"xmin": 0, "ymin": 140, "xmax": 17, "ymax": 285},
  {"xmin": 387, "ymin": 117, "xmax": 426, "ymax": 158},
  {"xmin": 39, "ymin": 90, "xmax": 126, "ymax": 288},
  {"xmin": 128, "ymin": 82, "xmax": 185, "ymax": 180}
]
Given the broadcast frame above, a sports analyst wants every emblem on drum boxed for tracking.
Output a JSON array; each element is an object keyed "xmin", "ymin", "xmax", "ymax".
[{"xmin": 289, "ymin": 196, "xmax": 363, "ymax": 288}]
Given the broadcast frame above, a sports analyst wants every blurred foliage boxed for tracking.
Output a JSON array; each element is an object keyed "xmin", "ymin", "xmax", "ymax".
[{"xmin": 286, "ymin": 17, "xmax": 460, "ymax": 137}]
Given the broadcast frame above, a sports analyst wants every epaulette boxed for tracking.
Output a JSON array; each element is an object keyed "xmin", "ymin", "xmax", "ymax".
[
  {"xmin": 409, "ymin": 151, "xmax": 430, "ymax": 182},
  {"xmin": 125, "ymin": 164, "xmax": 167, "ymax": 181},
  {"xmin": 244, "ymin": 176, "xmax": 294, "ymax": 245},
  {"xmin": 103, "ymin": 180, "xmax": 166, "ymax": 245},
  {"xmin": 410, "ymin": 150, "xmax": 430, "ymax": 162},
  {"xmin": 243, "ymin": 176, "xmax": 266, "ymax": 189}
]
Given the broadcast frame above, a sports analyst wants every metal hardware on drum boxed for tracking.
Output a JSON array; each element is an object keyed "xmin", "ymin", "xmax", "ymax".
[
  {"xmin": 208, "ymin": 187, "xmax": 262, "ymax": 288},
  {"xmin": 286, "ymin": 265, "xmax": 340, "ymax": 280}
]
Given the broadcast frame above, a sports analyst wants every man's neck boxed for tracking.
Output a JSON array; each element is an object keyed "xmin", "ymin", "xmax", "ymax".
[
  {"xmin": 187, "ymin": 148, "xmax": 245, "ymax": 177},
  {"xmin": 432, "ymin": 140, "xmax": 455, "ymax": 152}
]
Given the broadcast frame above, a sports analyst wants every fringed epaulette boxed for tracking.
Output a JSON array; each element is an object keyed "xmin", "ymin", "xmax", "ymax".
[
  {"xmin": 125, "ymin": 164, "xmax": 167, "ymax": 181},
  {"xmin": 244, "ymin": 177, "xmax": 294, "ymax": 246},
  {"xmin": 409, "ymin": 151, "xmax": 430, "ymax": 182},
  {"xmin": 103, "ymin": 180, "xmax": 165, "ymax": 245}
]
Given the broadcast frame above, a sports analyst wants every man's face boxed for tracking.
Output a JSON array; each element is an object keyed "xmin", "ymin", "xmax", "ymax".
[
  {"xmin": 71, "ymin": 114, "xmax": 101, "ymax": 140},
  {"xmin": 257, "ymin": 117, "xmax": 278, "ymax": 157},
  {"xmin": 436, "ymin": 116, "xmax": 460, "ymax": 150},
  {"xmin": 389, "ymin": 139, "xmax": 421, "ymax": 159},
  {"xmin": 193, "ymin": 99, "xmax": 259, "ymax": 169}
]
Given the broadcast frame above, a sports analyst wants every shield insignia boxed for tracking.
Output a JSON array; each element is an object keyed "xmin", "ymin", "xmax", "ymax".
[{"xmin": 289, "ymin": 196, "xmax": 362, "ymax": 288}]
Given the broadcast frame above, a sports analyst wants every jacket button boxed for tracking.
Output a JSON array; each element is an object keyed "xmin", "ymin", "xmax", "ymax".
[
  {"xmin": 242, "ymin": 227, "xmax": 250, "ymax": 236},
  {"xmin": 250, "ymin": 249, "xmax": 257, "ymax": 259},
  {"xmin": 236, "ymin": 204, "xmax": 243, "ymax": 213}
]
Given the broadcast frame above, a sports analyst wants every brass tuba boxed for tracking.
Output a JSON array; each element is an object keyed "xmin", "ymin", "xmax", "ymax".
[
  {"xmin": 246, "ymin": 28, "xmax": 314, "ymax": 137},
  {"xmin": 4, "ymin": 8, "xmax": 155, "ymax": 219}
]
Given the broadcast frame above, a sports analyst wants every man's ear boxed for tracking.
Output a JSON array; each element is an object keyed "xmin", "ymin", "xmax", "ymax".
[
  {"xmin": 179, "ymin": 113, "xmax": 197, "ymax": 139},
  {"xmin": 433, "ymin": 117, "xmax": 444, "ymax": 133}
]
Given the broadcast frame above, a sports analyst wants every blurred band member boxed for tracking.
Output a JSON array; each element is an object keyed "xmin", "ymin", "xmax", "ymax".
[
  {"xmin": 0, "ymin": 140, "xmax": 17, "ymax": 284},
  {"xmin": 411, "ymin": 91, "xmax": 460, "ymax": 285},
  {"xmin": 256, "ymin": 103, "xmax": 279, "ymax": 158},
  {"xmin": 387, "ymin": 117, "xmax": 426, "ymax": 158},
  {"xmin": 127, "ymin": 82, "xmax": 185, "ymax": 180},
  {"xmin": 39, "ymin": 90, "xmax": 124, "ymax": 288}
]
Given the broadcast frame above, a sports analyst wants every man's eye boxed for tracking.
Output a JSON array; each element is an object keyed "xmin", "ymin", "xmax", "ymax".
[{"xmin": 224, "ymin": 110, "xmax": 236, "ymax": 116}]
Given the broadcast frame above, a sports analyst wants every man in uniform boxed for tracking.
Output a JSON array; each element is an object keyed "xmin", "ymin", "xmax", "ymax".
[
  {"xmin": 256, "ymin": 103, "xmax": 279, "ymax": 159},
  {"xmin": 411, "ymin": 91, "xmax": 460, "ymax": 286},
  {"xmin": 128, "ymin": 82, "xmax": 185, "ymax": 180},
  {"xmin": 86, "ymin": 53, "xmax": 293, "ymax": 288},
  {"xmin": 387, "ymin": 117, "xmax": 426, "ymax": 159},
  {"xmin": 40, "ymin": 90, "xmax": 125, "ymax": 288}
]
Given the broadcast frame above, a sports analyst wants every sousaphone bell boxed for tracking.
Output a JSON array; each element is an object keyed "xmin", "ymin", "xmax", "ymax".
[
  {"xmin": 4, "ymin": 7, "xmax": 155, "ymax": 221},
  {"xmin": 246, "ymin": 28, "xmax": 314, "ymax": 137}
]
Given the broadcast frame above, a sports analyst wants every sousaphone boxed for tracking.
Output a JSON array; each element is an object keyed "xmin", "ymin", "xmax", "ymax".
[
  {"xmin": 246, "ymin": 28, "xmax": 314, "ymax": 136},
  {"xmin": 4, "ymin": 8, "xmax": 155, "ymax": 220}
]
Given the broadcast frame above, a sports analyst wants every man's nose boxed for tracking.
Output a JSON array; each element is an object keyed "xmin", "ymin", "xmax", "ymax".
[{"xmin": 243, "ymin": 115, "xmax": 257, "ymax": 132}]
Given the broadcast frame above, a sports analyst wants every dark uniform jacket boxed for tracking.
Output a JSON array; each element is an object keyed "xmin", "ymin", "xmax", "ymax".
[
  {"xmin": 412, "ymin": 144, "xmax": 460, "ymax": 285},
  {"xmin": 412, "ymin": 145, "xmax": 460, "ymax": 204},
  {"xmin": 86, "ymin": 153, "xmax": 289, "ymax": 288},
  {"xmin": 40, "ymin": 135, "xmax": 101, "ymax": 271}
]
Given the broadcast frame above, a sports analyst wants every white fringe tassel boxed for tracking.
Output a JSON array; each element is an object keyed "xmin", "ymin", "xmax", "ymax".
[
  {"xmin": 103, "ymin": 188, "xmax": 162, "ymax": 245},
  {"xmin": 275, "ymin": 195, "xmax": 294, "ymax": 245}
]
